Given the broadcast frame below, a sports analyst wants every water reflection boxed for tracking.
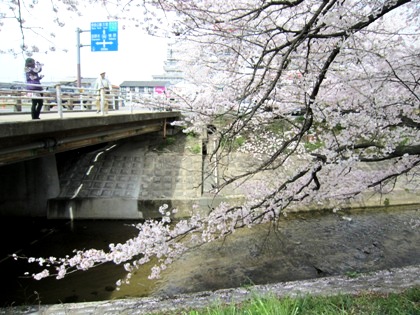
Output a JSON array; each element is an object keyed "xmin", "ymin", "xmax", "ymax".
[{"xmin": 0, "ymin": 219, "xmax": 156, "ymax": 306}]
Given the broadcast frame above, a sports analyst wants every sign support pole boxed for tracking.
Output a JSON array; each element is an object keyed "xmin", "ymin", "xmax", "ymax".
[
  {"xmin": 76, "ymin": 28, "xmax": 90, "ymax": 88},
  {"xmin": 76, "ymin": 28, "xmax": 82, "ymax": 88}
]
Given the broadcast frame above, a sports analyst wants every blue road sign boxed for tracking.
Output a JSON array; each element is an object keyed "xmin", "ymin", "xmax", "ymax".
[{"xmin": 91, "ymin": 21, "xmax": 118, "ymax": 52}]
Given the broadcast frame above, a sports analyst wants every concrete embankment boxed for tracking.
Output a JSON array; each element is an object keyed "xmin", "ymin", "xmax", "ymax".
[
  {"xmin": 47, "ymin": 131, "xmax": 208, "ymax": 219},
  {"xmin": 47, "ymin": 129, "xmax": 419, "ymax": 219},
  {"xmin": 4, "ymin": 264, "xmax": 419, "ymax": 314}
]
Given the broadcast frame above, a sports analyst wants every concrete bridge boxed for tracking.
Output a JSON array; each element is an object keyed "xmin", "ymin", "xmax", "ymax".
[
  {"xmin": 0, "ymin": 110, "xmax": 182, "ymax": 218},
  {"xmin": 0, "ymin": 110, "xmax": 180, "ymax": 166},
  {"xmin": 0, "ymin": 85, "xmax": 233, "ymax": 220},
  {"xmin": 2, "ymin": 89, "xmax": 416, "ymax": 221}
]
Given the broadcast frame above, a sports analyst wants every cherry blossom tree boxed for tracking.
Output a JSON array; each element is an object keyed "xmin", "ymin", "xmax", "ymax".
[
  {"xmin": 7, "ymin": 0, "xmax": 420, "ymax": 284},
  {"xmin": 0, "ymin": 0, "xmax": 81, "ymax": 56},
  {"xmin": 164, "ymin": 0, "xmax": 419, "ymax": 207}
]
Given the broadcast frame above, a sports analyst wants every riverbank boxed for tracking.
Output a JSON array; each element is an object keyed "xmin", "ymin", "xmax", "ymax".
[
  {"xmin": 4, "ymin": 264, "xmax": 419, "ymax": 314},
  {"xmin": 161, "ymin": 287, "xmax": 420, "ymax": 315},
  {"xmin": 150, "ymin": 206, "xmax": 420, "ymax": 298},
  {"xmin": 1, "ymin": 205, "xmax": 419, "ymax": 314},
  {"xmin": 1, "ymin": 133, "xmax": 418, "ymax": 313}
]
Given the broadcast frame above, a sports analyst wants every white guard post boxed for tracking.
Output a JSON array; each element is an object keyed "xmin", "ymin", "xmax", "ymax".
[
  {"xmin": 100, "ymin": 88, "xmax": 105, "ymax": 115},
  {"xmin": 55, "ymin": 84, "xmax": 63, "ymax": 119},
  {"xmin": 130, "ymin": 91, "xmax": 134, "ymax": 114},
  {"xmin": 79, "ymin": 90, "xmax": 85, "ymax": 111}
]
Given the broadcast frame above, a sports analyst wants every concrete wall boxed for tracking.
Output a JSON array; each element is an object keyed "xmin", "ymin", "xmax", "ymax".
[
  {"xmin": 0, "ymin": 156, "xmax": 60, "ymax": 217},
  {"xmin": 48, "ymin": 198, "xmax": 142, "ymax": 220}
]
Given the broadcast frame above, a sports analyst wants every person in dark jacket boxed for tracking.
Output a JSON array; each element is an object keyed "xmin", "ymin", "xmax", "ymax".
[{"xmin": 25, "ymin": 58, "xmax": 44, "ymax": 119}]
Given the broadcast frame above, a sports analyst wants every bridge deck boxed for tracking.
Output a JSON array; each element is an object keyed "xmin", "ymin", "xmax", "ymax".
[
  {"xmin": 0, "ymin": 109, "xmax": 181, "ymax": 165},
  {"xmin": 0, "ymin": 108, "xmax": 162, "ymax": 123}
]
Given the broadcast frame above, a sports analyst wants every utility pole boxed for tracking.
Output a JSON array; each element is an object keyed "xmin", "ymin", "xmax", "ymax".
[{"xmin": 76, "ymin": 28, "xmax": 90, "ymax": 88}]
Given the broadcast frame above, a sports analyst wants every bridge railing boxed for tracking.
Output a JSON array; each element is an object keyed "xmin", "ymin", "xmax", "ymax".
[
  {"xmin": 0, "ymin": 82, "xmax": 179, "ymax": 117},
  {"xmin": 123, "ymin": 92, "xmax": 174, "ymax": 113},
  {"xmin": 0, "ymin": 82, "xmax": 124, "ymax": 118}
]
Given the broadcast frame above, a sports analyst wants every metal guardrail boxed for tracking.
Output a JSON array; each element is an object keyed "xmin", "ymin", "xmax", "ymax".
[
  {"xmin": 0, "ymin": 82, "xmax": 124, "ymax": 118},
  {"xmin": 0, "ymin": 82, "xmax": 176, "ymax": 117}
]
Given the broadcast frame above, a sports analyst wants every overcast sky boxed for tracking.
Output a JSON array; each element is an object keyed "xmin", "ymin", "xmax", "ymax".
[{"xmin": 0, "ymin": 2, "xmax": 168, "ymax": 85}]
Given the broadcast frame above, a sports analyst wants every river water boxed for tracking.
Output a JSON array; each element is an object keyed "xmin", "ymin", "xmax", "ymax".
[
  {"xmin": 0, "ymin": 218, "xmax": 158, "ymax": 307},
  {"xmin": 154, "ymin": 206, "xmax": 420, "ymax": 297},
  {"xmin": 0, "ymin": 205, "xmax": 419, "ymax": 307}
]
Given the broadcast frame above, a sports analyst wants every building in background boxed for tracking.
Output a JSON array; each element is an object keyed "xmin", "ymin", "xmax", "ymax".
[
  {"xmin": 152, "ymin": 39, "xmax": 184, "ymax": 84},
  {"xmin": 119, "ymin": 80, "xmax": 171, "ymax": 99},
  {"xmin": 114, "ymin": 38, "xmax": 186, "ymax": 105}
]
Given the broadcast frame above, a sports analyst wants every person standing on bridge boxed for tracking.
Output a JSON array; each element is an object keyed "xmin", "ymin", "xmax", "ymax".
[
  {"xmin": 93, "ymin": 71, "xmax": 111, "ymax": 114},
  {"xmin": 25, "ymin": 58, "xmax": 44, "ymax": 119}
]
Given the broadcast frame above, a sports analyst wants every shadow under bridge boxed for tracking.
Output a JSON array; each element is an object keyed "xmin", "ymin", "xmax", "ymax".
[
  {"xmin": 0, "ymin": 111, "xmax": 181, "ymax": 218},
  {"xmin": 0, "ymin": 111, "xmax": 181, "ymax": 166}
]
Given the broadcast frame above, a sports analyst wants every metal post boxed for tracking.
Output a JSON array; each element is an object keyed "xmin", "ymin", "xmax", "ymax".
[
  {"xmin": 76, "ymin": 28, "xmax": 82, "ymax": 88},
  {"xmin": 80, "ymin": 93, "xmax": 85, "ymax": 110},
  {"xmin": 56, "ymin": 84, "xmax": 63, "ymax": 119},
  {"xmin": 100, "ymin": 88, "xmax": 105, "ymax": 115},
  {"xmin": 113, "ymin": 94, "xmax": 117, "ymax": 110},
  {"xmin": 163, "ymin": 118, "xmax": 167, "ymax": 138}
]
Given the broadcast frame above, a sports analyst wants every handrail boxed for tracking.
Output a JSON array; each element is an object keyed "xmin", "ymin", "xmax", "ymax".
[
  {"xmin": 0, "ymin": 81, "xmax": 123, "ymax": 117},
  {"xmin": 0, "ymin": 81, "xmax": 175, "ymax": 117}
]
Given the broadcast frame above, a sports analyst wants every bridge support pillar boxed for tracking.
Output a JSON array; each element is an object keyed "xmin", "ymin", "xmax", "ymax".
[{"xmin": 0, "ymin": 156, "xmax": 60, "ymax": 217}]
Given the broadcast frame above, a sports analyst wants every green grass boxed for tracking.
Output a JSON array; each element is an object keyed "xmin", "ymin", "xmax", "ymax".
[
  {"xmin": 154, "ymin": 135, "xmax": 177, "ymax": 151},
  {"xmin": 189, "ymin": 143, "xmax": 202, "ymax": 154},
  {"xmin": 163, "ymin": 287, "xmax": 419, "ymax": 315}
]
